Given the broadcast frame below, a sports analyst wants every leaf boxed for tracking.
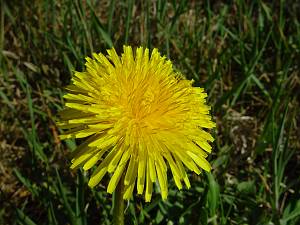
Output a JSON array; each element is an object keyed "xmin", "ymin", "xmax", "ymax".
[
  {"xmin": 237, "ymin": 180, "xmax": 256, "ymax": 195},
  {"xmin": 54, "ymin": 169, "xmax": 76, "ymax": 225},
  {"xmin": 155, "ymin": 210, "xmax": 164, "ymax": 224},
  {"xmin": 23, "ymin": 62, "xmax": 39, "ymax": 73},
  {"xmin": 199, "ymin": 208, "xmax": 208, "ymax": 225},
  {"xmin": 280, "ymin": 200, "xmax": 300, "ymax": 224},
  {"xmin": 16, "ymin": 208, "xmax": 37, "ymax": 225},
  {"xmin": 13, "ymin": 168, "xmax": 39, "ymax": 198},
  {"xmin": 207, "ymin": 173, "xmax": 220, "ymax": 216}
]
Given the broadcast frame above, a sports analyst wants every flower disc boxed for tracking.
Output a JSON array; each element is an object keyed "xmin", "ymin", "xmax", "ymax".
[{"xmin": 58, "ymin": 46, "xmax": 215, "ymax": 201}]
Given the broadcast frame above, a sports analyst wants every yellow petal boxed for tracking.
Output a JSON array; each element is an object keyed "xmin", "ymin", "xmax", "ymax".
[
  {"xmin": 107, "ymin": 150, "xmax": 131, "ymax": 193},
  {"xmin": 88, "ymin": 149, "xmax": 118, "ymax": 188},
  {"xmin": 123, "ymin": 183, "xmax": 135, "ymax": 200},
  {"xmin": 145, "ymin": 164, "xmax": 153, "ymax": 202},
  {"xmin": 186, "ymin": 151, "xmax": 211, "ymax": 172},
  {"xmin": 155, "ymin": 161, "xmax": 168, "ymax": 200}
]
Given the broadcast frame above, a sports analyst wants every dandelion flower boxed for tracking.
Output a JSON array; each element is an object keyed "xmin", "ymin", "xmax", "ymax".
[{"xmin": 57, "ymin": 46, "xmax": 215, "ymax": 202}]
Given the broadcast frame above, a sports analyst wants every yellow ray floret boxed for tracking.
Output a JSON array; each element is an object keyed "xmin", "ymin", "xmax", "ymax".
[{"xmin": 57, "ymin": 46, "xmax": 215, "ymax": 202}]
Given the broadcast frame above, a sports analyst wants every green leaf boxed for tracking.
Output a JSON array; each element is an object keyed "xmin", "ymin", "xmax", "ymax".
[
  {"xmin": 237, "ymin": 180, "xmax": 256, "ymax": 195},
  {"xmin": 199, "ymin": 208, "xmax": 208, "ymax": 225},
  {"xmin": 54, "ymin": 169, "xmax": 76, "ymax": 225},
  {"xmin": 13, "ymin": 168, "xmax": 39, "ymax": 198},
  {"xmin": 280, "ymin": 200, "xmax": 300, "ymax": 224},
  {"xmin": 16, "ymin": 208, "xmax": 37, "ymax": 225},
  {"xmin": 155, "ymin": 210, "xmax": 164, "ymax": 224},
  {"xmin": 207, "ymin": 173, "xmax": 220, "ymax": 216}
]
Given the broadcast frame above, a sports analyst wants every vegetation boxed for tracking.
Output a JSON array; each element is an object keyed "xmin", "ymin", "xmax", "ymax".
[{"xmin": 0, "ymin": 0, "xmax": 299, "ymax": 224}]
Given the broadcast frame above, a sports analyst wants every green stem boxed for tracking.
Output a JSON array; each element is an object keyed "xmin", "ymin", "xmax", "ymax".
[{"xmin": 113, "ymin": 175, "xmax": 125, "ymax": 225}]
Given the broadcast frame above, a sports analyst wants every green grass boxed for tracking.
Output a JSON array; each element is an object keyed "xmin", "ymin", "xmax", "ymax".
[{"xmin": 1, "ymin": 0, "xmax": 300, "ymax": 224}]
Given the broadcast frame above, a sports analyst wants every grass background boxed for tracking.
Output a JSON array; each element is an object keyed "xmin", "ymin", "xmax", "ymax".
[{"xmin": 1, "ymin": 0, "xmax": 300, "ymax": 224}]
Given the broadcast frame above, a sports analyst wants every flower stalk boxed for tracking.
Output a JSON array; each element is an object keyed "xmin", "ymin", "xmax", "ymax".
[{"xmin": 113, "ymin": 175, "xmax": 125, "ymax": 225}]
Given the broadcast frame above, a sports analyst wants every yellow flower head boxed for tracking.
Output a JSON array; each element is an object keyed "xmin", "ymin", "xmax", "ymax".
[{"xmin": 58, "ymin": 46, "xmax": 215, "ymax": 202}]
